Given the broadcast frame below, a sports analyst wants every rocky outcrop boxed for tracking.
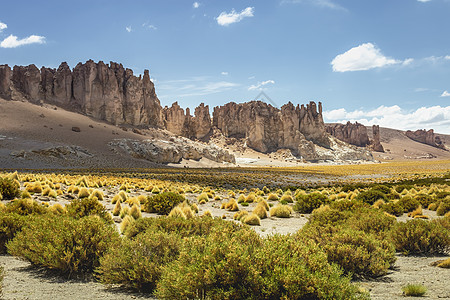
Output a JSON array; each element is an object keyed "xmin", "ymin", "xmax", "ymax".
[
  {"xmin": 108, "ymin": 138, "xmax": 235, "ymax": 164},
  {"xmin": 163, "ymin": 102, "xmax": 212, "ymax": 140},
  {"xmin": 2, "ymin": 60, "xmax": 162, "ymax": 127},
  {"xmin": 326, "ymin": 122, "xmax": 369, "ymax": 147},
  {"xmin": 369, "ymin": 125, "xmax": 384, "ymax": 152},
  {"xmin": 0, "ymin": 65, "xmax": 12, "ymax": 99},
  {"xmin": 211, "ymin": 100, "xmax": 330, "ymax": 159},
  {"xmin": 406, "ymin": 129, "xmax": 446, "ymax": 150}
]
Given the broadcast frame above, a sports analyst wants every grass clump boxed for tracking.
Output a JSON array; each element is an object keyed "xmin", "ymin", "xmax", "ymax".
[
  {"xmin": 142, "ymin": 192, "xmax": 185, "ymax": 215},
  {"xmin": 402, "ymin": 284, "xmax": 427, "ymax": 297},
  {"xmin": 436, "ymin": 197, "xmax": 450, "ymax": 216},
  {"xmin": 270, "ymin": 204, "xmax": 293, "ymax": 218},
  {"xmin": 7, "ymin": 215, "xmax": 120, "ymax": 276},
  {"xmin": 242, "ymin": 213, "xmax": 261, "ymax": 226},
  {"xmin": 0, "ymin": 177, "xmax": 20, "ymax": 200},
  {"xmin": 398, "ymin": 196, "xmax": 420, "ymax": 213},
  {"xmin": 267, "ymin": 193, "xmax": 278, "ymax": 201}
]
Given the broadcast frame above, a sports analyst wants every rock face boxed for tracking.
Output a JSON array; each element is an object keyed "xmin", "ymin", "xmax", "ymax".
[
  {"xmin": 0, "ymin": 60, "xmax": 375, "ymax": 162},
  {"xmin": 406, "ymin": 129, "xmax": 446, "ymax": 150},
  {"xmin": 212, "ymin": 101, "xmax": 330, "ymax": 159},
  {"xmin": 326, "ymin": 122, "xmax": 369, "ymax": 147},
  {"xmin": 369, "ymin": 125, "xmax": 384, "ymax": 152},
  {"xmin": 2, "ymin": 60, "xmax": 162, "ymax": 127}
]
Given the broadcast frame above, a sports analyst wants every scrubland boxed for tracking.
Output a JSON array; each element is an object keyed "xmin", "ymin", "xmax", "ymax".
[{"xmin": 0, "ymin": 160, "xmax": 449, "ymax": 299}]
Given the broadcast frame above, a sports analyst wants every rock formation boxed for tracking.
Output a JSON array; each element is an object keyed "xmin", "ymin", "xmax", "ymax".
[
  {"xmin": 369, "ymin": 125, "xmax": 384, "ymax": 152},
  {"xmin": 405, "ymin": 129, "xmax": 446, "ymax": 150},
  {"xmin": 0, "ymin": 60, "xmax": 375, "ymax": 162},
  {"xmin": 326, "ymin": 122, "xmax": 369, "ymax": 147},
  {"xmin": 1, "ymin": 60, "xmax": 162, "ymax": 127}
]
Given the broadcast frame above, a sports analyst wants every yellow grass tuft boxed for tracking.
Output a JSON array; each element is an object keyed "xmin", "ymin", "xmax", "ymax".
[
  {"xmin": 112, "ymin": 200, "xmax": 122, "ymax": 216},
  {"xmin": 120, "ymin": 215, "xmax": 135, "ymax": 233},
  {"xmin": 242, "ymin": 213, "xmax": 261, "ymax": 226},
  {"xmin": 270, "ymin": 204, "xmax": 293, "ymax": 218},
  {"xmin": 233, "ymin": 210, "xmax": 249, "ymax": 221}
]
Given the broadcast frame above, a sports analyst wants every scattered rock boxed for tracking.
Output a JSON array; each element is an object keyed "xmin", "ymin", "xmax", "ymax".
[{"xmin": 71, "ymin": 126, "xmax": 81, "ymax": 132}]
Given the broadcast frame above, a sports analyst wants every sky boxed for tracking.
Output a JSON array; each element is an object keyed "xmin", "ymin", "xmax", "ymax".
[{"xmin": 1, "ymin": 0, "xmax": 449, "ymax": 133}]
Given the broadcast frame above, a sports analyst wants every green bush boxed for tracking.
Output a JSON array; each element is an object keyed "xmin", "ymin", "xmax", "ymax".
[
  {"xmin": 66, "ymin": 197, "xmax": 112, "ymax": 224},
  {"xmin": 0, "ymin": 213, "xmax": 28, "ymax": 253},
  {"xmin": 356, "ymin": 189, "xmax": 387, "ymax": 205},
  {"xmin": 308, "ymin": 208, "xmax": 352, "ymax": 227},
  {"xmin": 395, "ymin": 184, "xmax": 413, "ymax": 193},
  {"xmin": 371, "ymin": 184, "xmax": 391, "ymax": 194},
  {"xmin": 330, "ymin": 199, "xmax": 366, "ymax": 211},
  {"xmin": 7, "ymin": 215, "xmax": 120, "ymax": 275},
  {"xmin": 294, "ymin": 192, "xmax": 329, "ymax": 213},
  {"xmin": 124, "ymin": 215, "xmax": 247, "ymax": 239},
  {"xmin": 389, "ymin": 219, "xmax": 450, "ymax": 255},
  {"xmin": 254, "ymin": 235, "xmax": 367, "ymax": 300},
  {"xmin": 398, "ymin": 196, "xmax": 420, "ymax": 213},
  {"xmin": 4, "ymin": 198, "xmax": 48, "ymax": 215},
  {"xmin": 436, "ymin": 197, "xmax": 450, "ymax": 216},
  {"xmin": 0, "ymin": 177, "xmax": 20, "ymax": 200},
  {"xmin": 381, "ymin": 201, "xmax": 404, "ymax": 216},
  {"xmin": 402, "ymin": 284, "xmax": 427, "ymax": 297},
  {"xmin": 98, "ymin": 230, "xmax": 181, "ymax": 292},
  {"xmin": 415, "ymin": 194, "xmax": 434, "ymax": 207},
  {"xmin": 298, "ymin": 225, "xmax": 396, "ymax": 278},
  {"xmin": 347, "ymin": 208, "xmax": 396, "ymax": 236},
  {"xmin": 142, "ymin": 192, "xmax": 185, "ymax": 215},
  {"xmin": 156, "ymin": 228, "xmax": 262, "ymax": 299}
]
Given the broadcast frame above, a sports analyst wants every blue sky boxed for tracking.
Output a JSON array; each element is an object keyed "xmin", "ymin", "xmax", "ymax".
[{"xmin": 1, "ymin": 0, "xmax": 449, "ymax": 133}]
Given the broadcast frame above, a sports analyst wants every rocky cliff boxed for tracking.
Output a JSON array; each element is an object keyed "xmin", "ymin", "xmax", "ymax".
[
  {"xmin": 326, "ymin": 122, "xmax": 369, "ymax": 147},
  {"xmin": 1, "ymin": 60, "xmax": 374, "ymax": 162},
  {"xmin": 1, "ymin": 61, "xmax": 162, "ymax": 127},
  {"xmin": 406, "ymin": 129, "xmax": 446, "ymax": 150}
]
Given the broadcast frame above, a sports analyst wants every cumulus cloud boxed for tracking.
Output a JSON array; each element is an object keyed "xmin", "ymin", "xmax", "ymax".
[
  {"xmin": 125, "ymin": 26, "xmax": 132, "ymax": 33},
  {"xmin": 0, "ymin": 34, "xmax": 45, "ymax": 48},
  {"xmin": 440, "ymin": 90, "xmax": 450, "ymax": 97},
  {"xmin": 324, "ymin": 105, "xmax": 450, "ymax": 134},
  {"xmin": 0, "ymin": 22, "xmax": 7, "ymax": 32},
  {"xmin": 221, "ymin": 71, "xmax": 228, "ymax": 75},
  {"xmin": 193, "ymin": 2, "xmax": 200, "ymax": 8},
  {"xmin": 331, "ymin": 43, "xmax": 404, "ymax": 72},
  {"xmin": 142, "ymin": 22, "xmax": 157, "ymax": 30},
  {"xmin": 216, "ymin": 7, "xmax": 254, "ymax": 26},
  {"xmin": 417, "ymin": 0, "xmax": 431, "ymax": 2},
  {"xmin": 248, "ymin": 79, "xmax": 275, "ymax": 91}
]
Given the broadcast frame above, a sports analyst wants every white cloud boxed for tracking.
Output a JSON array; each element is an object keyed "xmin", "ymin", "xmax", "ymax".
[
  {"xmin": 0, "ymin": 22, "xmax": 7, "ymax": 32},
  {"xmin": 193, "ymin": 2, "xmax": 200, "ymax": 8},
  {"xmin": 142, "ymin": 22, "xmax": 157, "ymax": 30},
  {"xmin": 445, "ymin": 55, "xmax": 450, "ymax": 60},
  {"xmin": 126, "ymin": 26, "xmax": 132, "ymax": 33},
  {"xmin": 248, "ymin": 79, "xmax": 275, "ymax": 91},
  {"xmin": 281, "ymin": 0, "xmax": 346, "ymax": 11},
  {"xmin": 0, "ymin": 34, "xmax": 45, "ymax": 48},
  {"xmin": 221, "ymin": 71, "xmax": 228, "ymax": 76},
  {"xmin": 331, "ymin": 43, "xmax": 403, "ymax": 72},
  {"xmin": 440, "ymin": 90, "xmax": 450, "ymax": 97},
  {"xmin": 324, "ymin": 105, "xmax": 450, "ymax": 134},
  {"xmin": 417, "ymin": 0, "xmax": 431, "ymax": 2},
  {"xmin": 158, "ymin": 76, "xmax": 239, "ymax": 98},
  {"xmin": 216, "ymin": 7, "xmax": 254, "ymax": 26}
]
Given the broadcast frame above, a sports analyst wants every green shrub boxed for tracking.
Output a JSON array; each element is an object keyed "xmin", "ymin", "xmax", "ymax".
[
  {"xmin": 294, "ymin": 192, "xmax": 329, "ymax": 213},
  {"xmin": 142, "ymin": 192, "xmax": 185, "ymax": 215},
  {"xmin": 371, "ymin": 184, "xmax": 391, "ymax": 194},
  {"xmin": 298, "ymin": 225, "xmax": 396, "ymax": 278},
  {"xmin": 4, "ymin": 198, "xmax": 48, "ymax": 215},
  {"xmin": 398, "ymin": 196, "xmax": 420, "ymax": 213},
  {"xmin": 347, "ymin": 208, "xmax": 396, "ymax": 236},
  {"xmin": 395, "ymin": 184, "xmax": 413, "ymax": 193},
  {"xmin": 66, "ymin": 197, "xmax": 112, "ymax": 224},
  {"xmin": 7, "ymin": 215, "xmax": 120, "ymax": 276},
  {"xmin": 356, "ymin": 190, "xmax": 387, "ymax": 205},
  {"xmin": 124, "ymin": 215, "xmax": 247, "ymax": 240},
  {"xmin": 415, "ymin": 194, "xmax": 434, "ymax": 207},
  {"xmin": 381, "ymin": 201, "xmax": 404, "ymax": 216},
  {"xmin": 254, "ymin": 235, "xmax": 367, "ymax": 300},
  {"xmin": 436, "ymin": 197, "xmax": 450, "ymax": 216},
  {"xmin": 308, "ymin": 208, "xmax": 352, "ymax": 227},
  {"xmin": 389, "ymin": 219, "xmax": 450, "ymax": 255},
  {"xmin": 0, "ymin": 213, "xmax": 28, "ymax": 253},
  {"xmin": 330, "ymin": 199, "xmax": 366, "ymax": 211},
  {"xmin": 98, "ymin": 230, "xmax": 181, "ymax": 292},
  {"xmin": 402, "ymin": 284, "xmax": 427, "ymax": 297},
  {"xmin": 0, "ymin": 177, "xmax": 20, "ymax": 200},
  {"xmin": 155, "ymin": 229, "xmax": 262, "ymax": 299}
]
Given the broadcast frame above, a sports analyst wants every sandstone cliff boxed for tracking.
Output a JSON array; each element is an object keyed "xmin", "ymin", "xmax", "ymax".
[
  {"xmin": 368, "ymin": 125, "xmax": 384, "ymax": 152},
  {"xmin": 1, "ymin": 61, "xmax": 162, "ymax": 127},
  {"xmin": 405, "ymin": 129, "xmax": 446, "ymax": 150}
]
